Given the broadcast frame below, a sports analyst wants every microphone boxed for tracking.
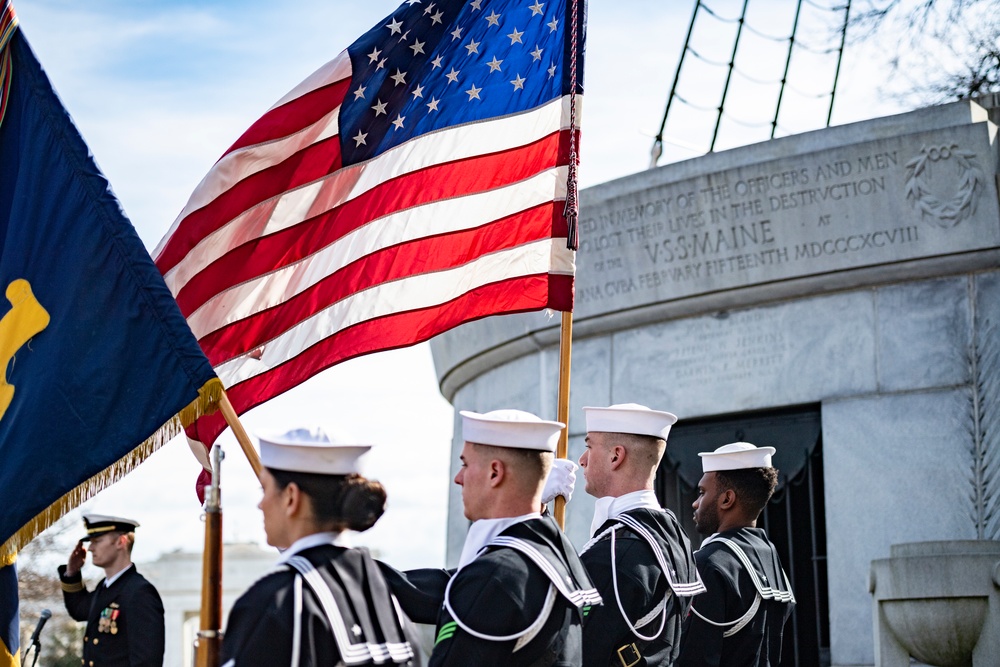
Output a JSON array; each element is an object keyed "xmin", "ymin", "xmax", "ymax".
[{"xmin": 28, "ymin": 609, "xmax": 51, "ymax": 646}]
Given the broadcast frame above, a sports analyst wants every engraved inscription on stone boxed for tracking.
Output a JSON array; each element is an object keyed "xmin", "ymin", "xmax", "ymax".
[
  {"xmin": 575, "ymin": 124, "xmax": 1000, "ymax": 320},
  {"xmin": 668, "ymin": 311, "xmax": 789, "ymax": 387}
]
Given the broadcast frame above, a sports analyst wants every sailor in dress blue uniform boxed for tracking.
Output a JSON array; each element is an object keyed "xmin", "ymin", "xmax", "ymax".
[
  {"xmin": 220, "ymin": 428, "xmax": 418, "ymax": 667},
  {"xmin": 381, "ymin": 409, "xmax": 601, "ymax": 667},
  {"xmin": 577, "ymin": 404, "xmax": 704, "ymax": 667},
  {"xmin": 676, "ymin": 443, "xmax": 795, "ymax": 667}
]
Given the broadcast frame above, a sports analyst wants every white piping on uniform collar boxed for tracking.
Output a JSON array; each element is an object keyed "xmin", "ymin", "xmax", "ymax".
[
  {"xmin": 698, "ymin": 532, "xmax": 721, "ymax": 549},
  {"xmin": 589, "ymin": 489, "xmax": 661, "ymax": 536},
  {"xmin": 457, "ymin": 512, "xmax": 541, "ymax": 570}
]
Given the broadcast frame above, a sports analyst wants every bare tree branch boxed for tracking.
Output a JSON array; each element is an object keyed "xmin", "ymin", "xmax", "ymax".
[{"xmin": 852, "ymin": 0, "xmax": 1000, "ymax": 104}]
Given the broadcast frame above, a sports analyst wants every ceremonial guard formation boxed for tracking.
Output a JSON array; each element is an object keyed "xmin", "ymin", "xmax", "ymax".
[
  {"xmin": 676, "ymin": 443, "xmax": 796, "ymax": 667},
  {"xmin": 58, "ymin": 514, "xmax": 165, "ymax": 667},
  {"xmin": 53, "ymin": 425, "xmax": 798, "ymax": 667},
  {"xmin": 577, "ymin": 404, "xmax": 705, "ymax": 667},
  {"xmin": 382, "ymin": 409, "xmax": 601, "ymax": 666},
  {"xmin": 220, "ymin": 428, "xmax": 418, "ymax": 667}
]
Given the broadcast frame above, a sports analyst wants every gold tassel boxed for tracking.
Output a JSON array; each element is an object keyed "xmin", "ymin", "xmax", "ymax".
[
  {"xmin": 0, "ymin": 377, "xmax": 224, "ymax": 559},
  {"xmin": 0, "ymin": 552, "xmax": 14, "ymax": 568}
]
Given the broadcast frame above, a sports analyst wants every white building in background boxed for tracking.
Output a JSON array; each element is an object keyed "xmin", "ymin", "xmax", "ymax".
[{"xmin": 141, "ymin": 542, "xmax": 273, "ymax": 667}]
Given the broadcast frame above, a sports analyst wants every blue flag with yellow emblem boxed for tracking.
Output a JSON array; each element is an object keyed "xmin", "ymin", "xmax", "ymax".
[{"xmin": 0, "ymin": 4, "xmax": 219, "ymax": 626}]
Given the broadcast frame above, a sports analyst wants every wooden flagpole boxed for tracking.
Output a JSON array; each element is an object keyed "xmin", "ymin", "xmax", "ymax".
[
  {"xmin": 553, "ymin": 311, "xmax": 573, "ymax": 528},
  {"xmin": 218, "ymin": 390, "xmax": 262, "ymax": 480},
  {"xmin": 193, "ymin": 389, "xmax": 261, "ymax": 667},
  {"xmin": 554, "ymin": 0, "xmax": 582, "ymax": 530}
]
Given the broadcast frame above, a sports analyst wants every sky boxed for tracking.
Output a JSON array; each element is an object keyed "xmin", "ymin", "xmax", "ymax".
[{"xmin": 12, "ymin": 0, "xmax": 911, "ymax": 573}]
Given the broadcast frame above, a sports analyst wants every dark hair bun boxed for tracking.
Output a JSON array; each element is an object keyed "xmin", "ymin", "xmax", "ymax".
[{"xmin": 339, "ymin": 475, "xmax": 387, "ymax": 532}]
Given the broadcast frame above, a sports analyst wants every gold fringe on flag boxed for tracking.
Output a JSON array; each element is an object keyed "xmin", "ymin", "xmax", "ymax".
[
  {"xmin": 0, "ymin": 377, "xmax": 224, "ymax": 560},
  {"xmin": 178, "ymin": 376, "xmax": 224, "ymax": 428},
  {"xmin": 0, "ymin": 552, "xmax": 13, "ymax": 568}
]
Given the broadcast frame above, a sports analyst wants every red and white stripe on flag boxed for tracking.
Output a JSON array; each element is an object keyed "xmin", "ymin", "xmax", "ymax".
[{"xmin": 154, "ymin": 2, "xmax": 580, "ymax": 465}]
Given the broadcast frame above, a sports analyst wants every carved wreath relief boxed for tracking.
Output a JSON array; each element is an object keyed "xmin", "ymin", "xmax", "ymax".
[{"xmin": 904, "ymin": 144, "xmax": 985, "ymax": 228}]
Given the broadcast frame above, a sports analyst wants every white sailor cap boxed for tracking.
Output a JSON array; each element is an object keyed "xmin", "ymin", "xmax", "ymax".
[
  {"xmin": 699, "ymin": 442, "xmax": 776, "ymax": 472},
  {"xmin": 81, "ymin": 514, "xmax": 140, "ymax": 541},
  {"xmin": 460, "ymin": 409, "xmax": 565, "ymax": 452},
  {"xmin": 583, "ymin": 403, "xmax": 678, "ymax": 439},
  {"xmin": 257, "ymin": 427, "xmax": 371, "ymax": 475}
]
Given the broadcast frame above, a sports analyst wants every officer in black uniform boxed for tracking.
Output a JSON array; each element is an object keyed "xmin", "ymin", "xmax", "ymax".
[
  {"xmin": 220, "ymin": 428, "xmax": 417, "ymax": 667},
  {"xmin": 58, "ymin": 514, "xmax": 165, "ymax": 667},
  {"xmin": 676, "ymin": 442, "xmax": 796, "ymax": 667},
  {"xmin": 382, "ymin": 409, "xmax": 601, "ymax": 667},
  {"xmin": 577, "ymin": 403, "xmax": 704, "ymax": 667}
]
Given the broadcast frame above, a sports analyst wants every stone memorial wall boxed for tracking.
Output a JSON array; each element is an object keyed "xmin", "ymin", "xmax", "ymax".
[
  {"xmin": 576, "ymin": 123, "xmax": 998, "ymax": 318},
  {"xmin": 432, "ymin": 103, "xmax": 1000, "ymax": 396}
]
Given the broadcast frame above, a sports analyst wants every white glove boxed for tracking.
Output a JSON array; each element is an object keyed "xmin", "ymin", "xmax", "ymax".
[{"xmin": 542, "ymin": 459, "xmax": 578, "ymax": 504}]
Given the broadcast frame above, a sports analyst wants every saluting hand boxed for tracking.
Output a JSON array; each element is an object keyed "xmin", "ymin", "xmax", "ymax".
[{"xmin": 65, "ymin": 540, "xmax": 86, "ymax": 577}]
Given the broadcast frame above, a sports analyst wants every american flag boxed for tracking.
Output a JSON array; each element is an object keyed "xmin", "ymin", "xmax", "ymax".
[{"xmin": 155, "ymin": 0, "xmax": 586, "ymax": 454}]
